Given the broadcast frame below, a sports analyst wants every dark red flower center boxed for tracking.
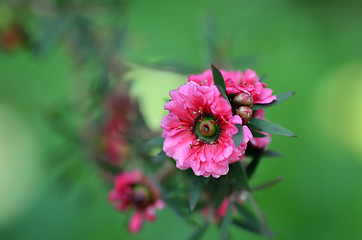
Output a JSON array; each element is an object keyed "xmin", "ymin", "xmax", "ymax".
[{"xmin": 132, "ymin": 184, "xmax": 153, "ymax": 209}]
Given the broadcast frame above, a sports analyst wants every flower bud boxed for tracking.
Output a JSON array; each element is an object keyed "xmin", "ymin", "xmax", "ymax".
[
  {"xmin": 236, "ymin": 106, "xmax": 253, "ymax": 124},
  {"xmin": 233, "ymin": 91, "xmax": 253, "ymax": 107}
]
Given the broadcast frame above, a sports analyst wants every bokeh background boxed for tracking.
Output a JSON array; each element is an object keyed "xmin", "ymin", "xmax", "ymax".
[{"xmin": 1, "ymin": 0, "xmax": 362, "ymax": 239}]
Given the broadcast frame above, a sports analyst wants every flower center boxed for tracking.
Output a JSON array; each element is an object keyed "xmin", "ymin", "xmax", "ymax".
[
  {"xmin": 194, "ymin": 115, "xmax": 221, "ymax": 144},
  {"xmin": 132, "ymin": 184, "xmax": 153, "ymax": 209}
]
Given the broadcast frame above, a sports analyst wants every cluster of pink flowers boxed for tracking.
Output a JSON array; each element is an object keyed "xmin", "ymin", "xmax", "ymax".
[
  {"xmin": 109, "ymin": 171, "xmax": 165, "ymax": 233},
  {"xmin": 107, "ymin": 67, "xmax": 281, "ymax": 234},
  {"xmin": 161, "ymin": 68, "xmax": 276, "ymax": 178}
]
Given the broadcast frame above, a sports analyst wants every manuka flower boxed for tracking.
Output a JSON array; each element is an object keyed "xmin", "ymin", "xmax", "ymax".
[
  {"xmin": 161, "ymin": 81, "xmax": 252, "ymax": 178},
  {"xmin": 188, "ymin": 68, "xmax": 276, "ymax": 144},
  {"xmin": 108, "ymin": 171, "xmax": 164, "ymax": 233},
  {"xmin": 187, "ymin": 69, "xmax": 276, "ymax": 105},
  {"xmin": 96, "ymin": 94, "xmax": 135, "ymax": 165}
]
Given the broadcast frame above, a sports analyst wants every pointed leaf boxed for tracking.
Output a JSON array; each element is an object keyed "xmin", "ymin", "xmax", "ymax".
[
  {"xmin": 229, "ymin": 162, "xmax": 250, "ymax": 191},
  {"xmin": 249, "ymin": 128, "xmax": 266, "ymax": 138},
  {"xmin": 233, "ymin": 124, "xmax": 244, "ymax": 146},
  {"xmin": 190, "ymin": 175, "xmax": 204, "ymax": 211},
  {"xmin": 147, "ymin": 137, "xmax": 164, "ymax": 146},
  {"xmin": 233, "ymin": 219, "xmax": 274, "ymax": 237},
  {"xmin": 252, "ymin": 91, "xmax": 295, "ymax": 110},
  {"xmin": 152, "ymin": 150, "xmax": 170, "ymax": 164},
  {"xmin": 247, "ymin": 193, "xmax": 269, "ymax": 233},
  {"xmin": 259, "ymin": 74, "xmax": 267, "ymax": 83},
  {"xmin": 251, "ymin": 176, "xmax": 283, "ymax": 191},
  {"xmin": 219, "ymin": 203, "xmax": 233, "ymax": 240},
  {"xmin": 263, "ymin": 149, "xmax": 282, "ymax": 158},
  {"xmin": 188, "ymin": 222, "xmax": 209, "ymax": 240},
  {"xmin": 211, "ymin": 64, "xmax": 230, "ymax": 104},
  {"xmin": 212, "ymin": 176, "xmax": 230, "ymax": 208},
  {"xmin": 164, "ymin": 196, "xmax": 190, "ymax": 219},
  {"xmin": 146, "ymin": 59, "xmax": 203, "ymax": 74},
  {"xmin": 248, "ymin": 118, "xmax": 296, "ymax": 137},
  {"xmin": 246, "ymin": 152, "xmax": 262, "ymax": 179},
  {"xmin": 234, "ymin": 203, "xmax": 259, "ymax": 227}
]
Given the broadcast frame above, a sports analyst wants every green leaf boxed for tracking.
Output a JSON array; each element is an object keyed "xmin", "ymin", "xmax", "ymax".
[
  {"xmin": 251, "ymin": 176, "xmax": 283, "ymax": 191},
  {"xmin": 233, "ymin": 124, "xmax": 244, "ymax": 146},
  {"xmin": 234, "ymin": 198, "xmax": 274, "ymax": 237},
  {"xmin": 246, "ymin": 152, "xmax": 262, "ymax": 179},
  {"xmin": 219, "ymin": 203, "xmax": 233, "ymax": 240},
  {"xmin": 234, "ymin": 203, "xmax": 259, "ymax": 227},
  {"xmin": 211, "ymin": 64, "xmax": 230, "ymax": 104},
  {"xmin": 248, "ymin": 118, "xmax": 296, "ymax": 137},
  {"xmin": 263, "ymin": 149, "xmax": 282, "ymax": 157},
  {"xmin": 190, "ymin": 175, "xmax": 204, "ymax": 211},
  {"xmin": 247, "ymin": 193, "xmax": 269, "ymax": 234},
  {"xmin": 233, "ymin": 219, "xmax": 273, "ymax": 237},
  {"xmin": 188, "ymin": 222, "xmax": 209, "ymax": 240},
  {"xmin": 152, "ymin": 150, "xmax": 170, "ymax": 164},
  {"xmin": 233, "ymin": 219, "xmax": 260, "ymax": 234},
  {"xmin": 259, "ymin": 74, "xmax": 267, "ymax": 83},
  {"xmin": 229, "ymin": 162, "xmax": 250, "ymax": 191},
  {"xmin": 252, "ymin": 91, "xmax": 295, "ymax": 110},
  {"xmin": 147, "ymin": 137, "xmax": 164, "ymax": 146},
  {"xmin": 249, "ymin": 128, "xmax": 266, "ymax": 138},
  {"xmin": 164, "ymin": 196, "xmax": 190, "ymax": 219},
  {"xmin": 212, "ymin": 176, "xmax": 230, "ymax": 208},
  {"xmin": 143, "ymin": 59, "xmax": 203, "ymax": 74}
]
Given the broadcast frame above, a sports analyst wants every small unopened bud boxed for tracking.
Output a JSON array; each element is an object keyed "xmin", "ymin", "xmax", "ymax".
[
  {"xmin": 233, "ymin": 91, "xmax": 253, "ymax": 107},
  {"xmin": 236, "ymin": 106, "xmax": 253, "ymax": 124}
]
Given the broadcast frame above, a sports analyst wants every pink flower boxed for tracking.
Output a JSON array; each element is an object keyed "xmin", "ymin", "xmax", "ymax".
[
  {"xmin": 161, "ymin": 81, "xmax": 252, "ymax": 178},
  {"xmin": 101, "ymin": 119, "xmax": 130, "ymax": 164},
  {"xmin": 201, "ymin": 197, "xmax": 230, "ymax": 223},
  {"xmin": 188, "ymin": 68, "xmax": 276, "ymax": 148},
  {"xmin": 108, "ymin": 171, "xmax": 164, "ymax": 233},
  {"xmin": 188, "ymin": 69, "xmax": 276, "ymax": 104},
  {"xmin": 216, "ymin": 197, "xmax": 230, "ymax": 218},
  {"xmin": 96, "ymin": 94, "xmax": 135, "ymax": 165},
  {"xmin": 248, "ymin": 109, "xmax": 271, "ymax": 150}
]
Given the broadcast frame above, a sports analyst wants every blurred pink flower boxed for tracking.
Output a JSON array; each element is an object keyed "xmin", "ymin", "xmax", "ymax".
[
  {"xmin": 201, "ymin": 197, "xmax": 230, "ymax": 222},
  {"xmin": 188, "ymin": 69, "xmax": 276, "ymax": 104},
  {"xmin": 0, "ymin": 24, "xmax": 27, "ymax": 51},
  {"xmin": 108, "ymin": 171, "xmax": 164, "ymax": 233},
  {"xmin": 101, "ymin": 119, "xmax": 130, "ymax": 164},
  {"xmin": 97, "ymin": 94, "xmax": 135, "ymax": 165},
  {"xmin": 216, "ymin": 197, "xmax": 230, "ymax": 218},
  {"xmin": 161, "ymin": 81, "xmax": 252, "ymax": 178}
]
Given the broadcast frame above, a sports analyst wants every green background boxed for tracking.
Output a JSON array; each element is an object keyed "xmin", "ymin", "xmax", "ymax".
[{"xmin": 1, "ymin": 0, "xmax": 362, "ymax": 239}]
